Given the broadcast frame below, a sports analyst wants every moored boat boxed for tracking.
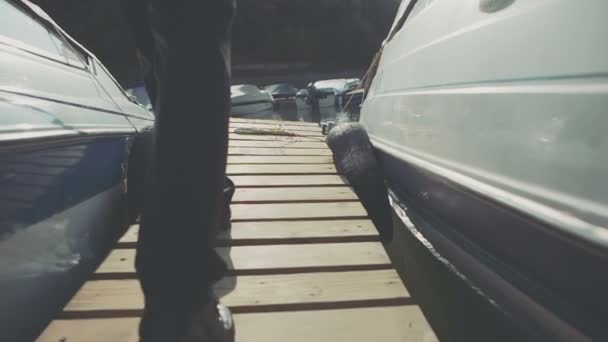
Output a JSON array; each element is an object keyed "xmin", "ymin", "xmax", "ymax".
[
  {"xmin": 0, "ymin": 0, "xmax": 154, "ymax": 339},
  {"xmin": 230, "ymin": 84, "xmax": 275, "ymax": 118},
  {"xmin": 360, "ymin": 0, "xmax": 608, "ymax": 340}
]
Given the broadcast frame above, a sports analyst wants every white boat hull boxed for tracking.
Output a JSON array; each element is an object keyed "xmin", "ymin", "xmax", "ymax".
[
  {"xmin": 361, "ymin": 0, "xmax": 608, "ymax": 340},
  {"xmin": 362, "ymin": 0, "xmax": 608, "ymax": 237}
]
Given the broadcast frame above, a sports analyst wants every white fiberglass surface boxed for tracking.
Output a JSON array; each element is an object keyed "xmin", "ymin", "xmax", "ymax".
[
  {"xmin": 231, "ymin": 84, "xmax": 273, "ymax": 104},
  {"xmin": 0, "ymin": 0, "xmax": 63, "ymax": 60},
  {"xmin": 362, "ymin": 0, "xmax": 608, "ymax": 233},
  {"xmin": 313, "ymin": 78, "xmax": 359, "ymax": 94}
]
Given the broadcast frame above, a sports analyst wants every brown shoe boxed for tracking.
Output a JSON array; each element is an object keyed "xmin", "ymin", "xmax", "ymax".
[{"xmin": 182, "ymin": 298, "xmax": 235, "ymax": 342}]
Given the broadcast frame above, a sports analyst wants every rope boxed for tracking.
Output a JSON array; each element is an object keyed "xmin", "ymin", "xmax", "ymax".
[
  {"xmin": 234, "ymin": 127, "xmax": 326, "ymax": 141},
  {"xmin": 234, "ymin": 127, "xmax": 298, "ymax": 136}
]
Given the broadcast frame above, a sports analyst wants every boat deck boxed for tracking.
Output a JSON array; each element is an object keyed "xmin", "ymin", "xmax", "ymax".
[{"xmin": 37, "ymin": 118, "xmax": 436, "ymax": 341}]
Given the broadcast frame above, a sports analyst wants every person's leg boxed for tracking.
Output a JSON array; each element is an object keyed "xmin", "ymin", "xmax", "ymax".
[
  {"xmin": 222, "ymin": 177, "xmax": 235, "ymax": 231},
  {"xmin": 134, "ymin": 0, "xmax": 236, "ymax": 341}
]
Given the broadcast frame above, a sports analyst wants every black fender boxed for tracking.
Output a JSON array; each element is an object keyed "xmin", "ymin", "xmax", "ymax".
[
  {"xmin": 127, "ymin": 129, "xmax": 154, "ymax": 224},
  {"xmin": 326, "ymin": 123, "xmax": 392, "ymax": 242}
]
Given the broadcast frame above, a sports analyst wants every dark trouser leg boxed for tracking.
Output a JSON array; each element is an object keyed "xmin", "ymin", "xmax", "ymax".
[{"xmin": 134, "ymin": 0, "xmax": 236, "ymax": 341}]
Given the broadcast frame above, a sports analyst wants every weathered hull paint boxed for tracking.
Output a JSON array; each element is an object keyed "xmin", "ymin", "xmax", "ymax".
[{"xmin": 0, "ymin": 137, "xmax": 131, "ymax": 341}]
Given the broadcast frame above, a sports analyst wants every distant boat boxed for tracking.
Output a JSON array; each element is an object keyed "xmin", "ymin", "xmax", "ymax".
[
  {"xmin": 264, "ymin": 83, "xmax": 298, "ymax": 99},
  {"xmin": 309, "ymin": 78, "xmax": 360, "ymax": 121},
  {"xmin": 360, "ymin": 0, "xmax": 608, "ymax": 340},
  {"xmin": 312, "ymin": 78, "xmax": 360, "ymax": 96},
  {"xmin": 230, "ymin": 84, "xmax": 275, "ymax": 118}
]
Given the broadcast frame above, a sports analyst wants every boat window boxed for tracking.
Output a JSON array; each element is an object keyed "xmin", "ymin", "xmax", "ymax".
[
  {"xmin": 0, "ymin": 0, "xmax": 87, "ymax": 68},
  {"xmin": 47, "ymin": 27, "xmax": 87, "ymax": 69},
  {"xmin": 94, "ymin": 59, "xmax": 129, "ymax": 100},
  {"xmin": 0, "ymin": 0, "xmax": 63, "ymax": 58}
]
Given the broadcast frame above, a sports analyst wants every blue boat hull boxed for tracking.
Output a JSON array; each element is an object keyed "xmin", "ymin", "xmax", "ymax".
[{"xmin": 0, "ymin": 135, "xmax": 133, "ymax": 341}]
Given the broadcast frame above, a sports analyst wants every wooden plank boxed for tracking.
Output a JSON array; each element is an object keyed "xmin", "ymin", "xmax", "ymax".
[
  {"xmin": 38, "ymin": 318, "xmax": 140, "ymax": 342},
  {"xmin": 227, "ymin": 164, "xmax": 337, "ymax": 175},
  {"xmin": 95, "ymin": 242, "xmax": 391, "ymax": 276},
  {"xmin": 118, "ymin": 204, "xmax": 366, "ymax": 247},
  {"xmin": 229, "ymin": 121, "xmax": 321, "ymax": 131},
  {"xmin": 228, "ymin": 242, "xmax": 395, "ymax": 271},
  {"xmin": 216, "ymin": 270, "xmax": 408, "ymax": 309},
  {"xmin": 228, "ymin": 156, "xmax": 332, "ymax": 164},
  {"xmin": 229, "ymin": 147, "xmax": 331, "ymax": 156},
  {"xmin": 230, "ymin": 119, "xmax": 320, "ymax": 127},
  {"xmin": 232, "ymin": 187, "xmax": 356, "ymax": 202},
  {"xmin": 231, "ymin": 175, "xmax": 346, "ymax": 187},
  {"xmin": 230, "ymin": 202, "xmax": 366, "ymax": 221},
  {"xmin": 63, "ymin": 270, "xmax": 408, "ymax": 313},
  {"xmin": 229, "ymin": 140, "xmax": 327, "ymax": 149},
  {"xmin": 232, "ymin": 306, "xmax": 437, "ymax": 342},
  {"xmin": 119, "ymin": 220, "xmax": 377, "ymax": 247},
  {"xmin": 230, "ymin": 117, "xmax": 319, "ymax": 127},
  {"xmin": 39, "ymin": 306, "xmax": 437, "ymax": 342},
  {"xmin": 229, "ymin": 133, "xmax": 321, "ymax": 142},
  {"xmin": 229, "ymin": 127, "xmax": 323, "ymax": 137},
  {"xmin": 230, "ymin": 122, "xmax": 322, "ymax": 133}
]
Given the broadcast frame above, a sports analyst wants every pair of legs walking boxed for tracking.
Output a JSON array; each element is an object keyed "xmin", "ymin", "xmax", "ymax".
[{"xmin": 122, "ymin": 0, "xmax": 236, "ymax": 340}]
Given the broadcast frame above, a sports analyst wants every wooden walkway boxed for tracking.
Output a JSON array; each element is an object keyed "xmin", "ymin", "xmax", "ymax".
[{"xmin": 37, "ymin": 118, "xmax": 437, "ymax": 341}]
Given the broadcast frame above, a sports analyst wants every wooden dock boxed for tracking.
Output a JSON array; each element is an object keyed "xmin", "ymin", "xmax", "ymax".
[{"xmin": 37, "ymin": 118, "xmax": 437, "ymax": 341}]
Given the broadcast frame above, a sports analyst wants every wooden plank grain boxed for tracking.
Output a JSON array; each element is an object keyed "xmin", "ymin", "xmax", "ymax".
[
  {"xmin": 230, "ymin": 122, "xmax": 322, "ymax": 133},
  {"xmin": 37, "ymin": 318, "xmax": 140, "ymax": 342},
  {"xmin": 229, "ymin": 147, "xmax": 331, "ymax": 156},
  {"xmin": 228, "ymin": 155, "xmax": 332, "ymax": 164},
  {"xmin": 62, "ymin": 270, "xmax": 408, "ymax": 313},
  {"xmin": 230, "ymin": 117, "xmax": 319, "ymax": 127},
  {"xmin": 229, "ymin": 133, "xmax": 321, "ymax": 142},
  {"xmin": 229, "ymin": 127, "xmax": 323, "ymax": 137},
  {"xmin": 226, "ymin": 164, "xmax": 337, "ymax": 175},
  {"xmin": 119, "ymin": 219, "xmax": 377, "ymax": 248},
  {"xmin": 95, "ymin": 242, "xmax": 391, "ymax": 276},
  {"xmin": 219, "ymin": 243, "xmax": 391, "ymax": 272},
  {"xmin": 230, "ymin": 202, "xmax": 366, "ymax": 221},
  {"xmin": 232, "ymin": 187, "xmax": 356, "ymax": 203},
  {"xmin": 216, "ymin": 270, "xmax": 409, "ymax": 309},
  {"xmin": 231, "ymin": 175, "xmax": 346, "ymax": 187},
  {"xmin": 118, "ymin": 203, "xmax": 367, "ymax": 247},
  {"xmin": 232, "ymin": 307, "xmax": 438, "ymax": 342},
  {"xmin": 229, "ymin": 140, "xmax": 327, "ymax": 149},
  {"xmin": 39, "ymin": 306, "xmax": 438, "ymax": 342}
]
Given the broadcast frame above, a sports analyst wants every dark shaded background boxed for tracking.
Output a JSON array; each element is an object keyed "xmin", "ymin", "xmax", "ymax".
[{"xmin": 32, "ymin": 0, "xmax": 399, "ymax": 87}]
